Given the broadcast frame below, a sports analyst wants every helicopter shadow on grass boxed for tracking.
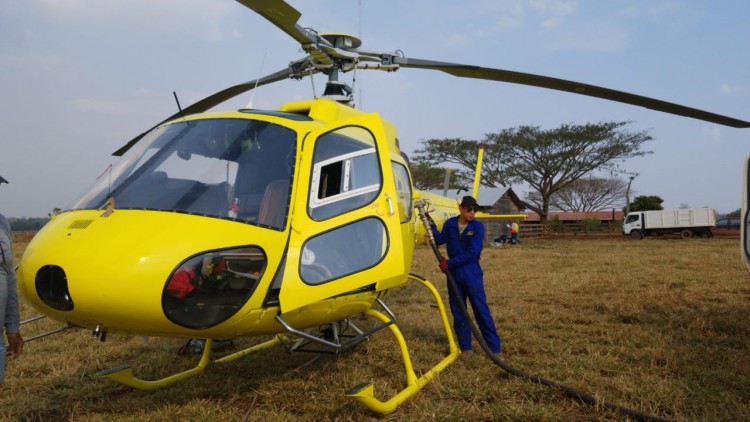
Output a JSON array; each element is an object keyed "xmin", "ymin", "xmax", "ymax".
[{"xmin": 11, "ymin": 334, "xmax": 383, "ymax": 420}]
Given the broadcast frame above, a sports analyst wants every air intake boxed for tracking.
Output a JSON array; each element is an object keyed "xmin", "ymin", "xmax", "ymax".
[{"xmin": 35, "ymin": 265, "xmax": 74, "ymax": 311}]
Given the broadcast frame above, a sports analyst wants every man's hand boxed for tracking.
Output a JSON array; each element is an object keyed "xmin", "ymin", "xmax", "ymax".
[
  {"xmin": 438, "ymin": 259, "xmax": 448, "ymax": 273},
  {"xmin": 6, "ymin": 332, "xmax": 23, "ymax": 358}
]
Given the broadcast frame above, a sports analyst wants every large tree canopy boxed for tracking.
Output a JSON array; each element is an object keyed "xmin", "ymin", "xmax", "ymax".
[
  {"xmin": 414, "ymin": 121, "xmax": 652, "ymax": 222},
  {"xmin": 628, "ymin": 195, "xmax": 664, "ymax": 212}
]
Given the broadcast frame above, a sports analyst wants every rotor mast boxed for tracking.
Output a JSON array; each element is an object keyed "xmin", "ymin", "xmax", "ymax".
[{"xmin": 316, "ymin": 33, "xmax": 373, "ymax": 104}]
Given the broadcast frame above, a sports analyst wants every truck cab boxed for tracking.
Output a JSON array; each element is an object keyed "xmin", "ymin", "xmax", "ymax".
[{"xmin": 622, "ymin": 213, "xmax": 644, "ymax": 239}]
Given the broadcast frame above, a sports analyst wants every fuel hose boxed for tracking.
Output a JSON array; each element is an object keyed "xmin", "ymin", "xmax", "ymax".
[{"xmin": 414, "ymin": 200, "xmax": 669, "ymax": 422}]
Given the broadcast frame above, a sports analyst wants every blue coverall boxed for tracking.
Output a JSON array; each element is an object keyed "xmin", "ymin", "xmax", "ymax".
[{"xmin": 431, "ymin": 217, "xmax": 502, "ymax": 353}]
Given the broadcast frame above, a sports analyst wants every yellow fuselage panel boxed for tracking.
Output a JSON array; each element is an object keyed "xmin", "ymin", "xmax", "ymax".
[
  {"xmin": 412, "ymin": 190, "xmax": 459, "ymax": 242},
  {"xmin": 280, "ymin": 99, "xmax": 400, "ymax": 155}
]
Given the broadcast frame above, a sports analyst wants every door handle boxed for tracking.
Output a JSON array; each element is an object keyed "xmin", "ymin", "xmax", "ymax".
[{"xmin": 385, "ymin": 193, "xmax": 395, "ymax": 216}]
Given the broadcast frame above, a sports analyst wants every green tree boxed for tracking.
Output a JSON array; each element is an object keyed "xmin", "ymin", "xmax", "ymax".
[
  {"xmin": 628, "ymin": 195, "xmax": 664, "ymax": 212},
  {"xmin": 415, "ymin": 122, "xmax": 652, "ymax": 223},
  {"xmin": 727, "ymin": 208, "xmax": 741, "ymax": 217},
  {"xmin": 408, "ymin": 162, "xmax": 466, "ymax": 191}
]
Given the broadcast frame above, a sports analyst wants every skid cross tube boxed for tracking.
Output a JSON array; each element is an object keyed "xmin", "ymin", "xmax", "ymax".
[{"xmin": 274, "ymin": 298, "xmax": 396, "ymax": 352}]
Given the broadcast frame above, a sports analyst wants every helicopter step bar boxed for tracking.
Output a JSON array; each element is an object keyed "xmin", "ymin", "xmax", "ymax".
[
  {"xmin": 16, "ymin": 315, "xmax": 73, "ymax": 344},
  {"xmin": 97, "ymin": 276, "xmax": 459, "ymax": 414}
]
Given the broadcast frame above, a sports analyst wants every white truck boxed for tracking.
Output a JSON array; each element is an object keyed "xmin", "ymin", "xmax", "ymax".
[{"xmin": 623, "ymin": 208, "xmax": 716, "ymax": 240}]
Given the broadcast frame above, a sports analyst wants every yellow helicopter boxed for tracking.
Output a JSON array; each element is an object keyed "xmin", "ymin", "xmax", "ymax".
[{"xmin": 17, "ymin": 0, "xmax": 749, "ymax": 415}]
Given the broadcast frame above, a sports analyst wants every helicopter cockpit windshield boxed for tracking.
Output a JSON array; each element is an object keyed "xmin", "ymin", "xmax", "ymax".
[{"xmin": 70, "ymin": 118, "xmax": 297, "ymax": 229}]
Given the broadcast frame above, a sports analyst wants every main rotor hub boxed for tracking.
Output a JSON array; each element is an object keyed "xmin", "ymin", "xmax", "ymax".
[{"xmin": 320, "ymin": 33, "xmax": 362, "ymax": 50}]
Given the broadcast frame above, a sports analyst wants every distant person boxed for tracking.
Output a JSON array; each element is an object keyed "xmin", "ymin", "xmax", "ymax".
[
  {"xmin": 428, "ymin": 195, "xmax": 502, "ymax": 356},
  {"xmin": 0, "ymin": 175, "xmax": 24, "ymax": 384},
  {"xmin": 491, "ymin": 223, "xmax": 510, "ymax": 247},
  {"xmin": 510, "ymin": 222, "xmax": 519, "ymax": 245},
  {"xmin": 502, "ymin": 223, "xmax": 511, "ymax": 244}
]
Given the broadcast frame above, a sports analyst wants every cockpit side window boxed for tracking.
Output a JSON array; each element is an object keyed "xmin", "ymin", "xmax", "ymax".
[
  {"xmin": 308, "ymin": 126, "xmax": 381, "ymax": 220},
  {"xmin": 391, "ymin": 162, "xmax": 413, "ymax": 223}
]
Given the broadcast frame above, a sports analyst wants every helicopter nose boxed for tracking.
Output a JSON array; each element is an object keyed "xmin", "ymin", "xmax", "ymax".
[{"xmin": 35, "ymin": 265, "xmax": 75, "ymax": 311}]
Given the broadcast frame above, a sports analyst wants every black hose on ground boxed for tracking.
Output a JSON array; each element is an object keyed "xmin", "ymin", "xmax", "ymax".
[{"xmin": 414, "ymin": 202, "xmax": 669, "ymax": 422}]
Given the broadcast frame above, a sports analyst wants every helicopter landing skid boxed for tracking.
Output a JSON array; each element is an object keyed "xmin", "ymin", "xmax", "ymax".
[
  {"xmin": 96, "ymin": 335, "xmax": 282, "ymax": 391},
  {"xmin": 97, "ymin": 275, "xmax": 457, "ymax": 413},
  {"xmin": 345, "ymin": 274, "xmax": 460, "ymax": 415}
]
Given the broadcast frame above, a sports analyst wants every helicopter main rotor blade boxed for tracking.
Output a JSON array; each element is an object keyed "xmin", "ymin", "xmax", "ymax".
[
  {"xmin": 393, "ymin": 57, "xmax": 750, "ymax": 128},
  {"xmin": 113, "ymin": 67, "xmax": 296, "ymax": 156},
  {"xmin": 235, "ymin": 0, "xmax": 331, "ymax": 49}
]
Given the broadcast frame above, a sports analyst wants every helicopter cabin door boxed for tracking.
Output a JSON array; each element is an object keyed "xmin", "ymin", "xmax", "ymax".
[{"xmin": 278, "ymin": 113, "xmax": 408, "ymax": 313}]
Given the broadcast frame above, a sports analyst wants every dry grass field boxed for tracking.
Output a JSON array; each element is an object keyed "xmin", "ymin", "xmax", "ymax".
[{"xmin": 2, "ymin": 237, "xmax": 749, "ymax": 421}]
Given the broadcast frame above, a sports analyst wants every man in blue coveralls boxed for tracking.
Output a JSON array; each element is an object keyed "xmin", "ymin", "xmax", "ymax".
[{"xmin": 429, "ymin": 195, "xmax": 502, "ymax": 356}]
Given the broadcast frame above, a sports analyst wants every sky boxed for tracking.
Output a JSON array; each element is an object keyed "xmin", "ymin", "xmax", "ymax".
[{"xmin": 0, "ymin": 0, "xmax": 748, "ymax": 218}]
